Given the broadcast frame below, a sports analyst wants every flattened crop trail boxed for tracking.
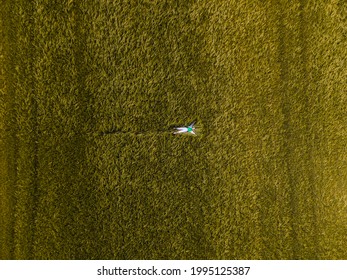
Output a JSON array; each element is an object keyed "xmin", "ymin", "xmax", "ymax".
[{"xmin": 100, "ymin": 128, "xmax": 173, "ymax": 136}]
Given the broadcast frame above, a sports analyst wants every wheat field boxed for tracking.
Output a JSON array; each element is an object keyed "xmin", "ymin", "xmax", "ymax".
[{"xmin": 1, "ymin": 0, "xmax": 347, "ymax": 259}]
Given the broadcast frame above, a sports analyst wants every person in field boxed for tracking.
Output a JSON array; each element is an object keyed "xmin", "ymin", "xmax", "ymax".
[{"xmin": 173, "ymin": 121, "xmax": 196, "ymax": 135}]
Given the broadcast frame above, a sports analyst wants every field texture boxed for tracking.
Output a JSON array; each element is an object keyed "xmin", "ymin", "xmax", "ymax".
[{"xmin": 1, "ymin": 0, "xmax": 347, "ymax": 259}]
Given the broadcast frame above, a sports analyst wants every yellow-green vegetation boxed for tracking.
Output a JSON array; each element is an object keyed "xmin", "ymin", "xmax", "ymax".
[{"xmin": 1, "ymin": 0, "xmax": 346, "ymax": 259}]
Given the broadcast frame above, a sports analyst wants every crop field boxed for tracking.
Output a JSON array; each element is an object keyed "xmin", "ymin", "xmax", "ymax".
[{"xmin": 1, "ymin": 0, "xmax": 347, "ymax": 260}]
